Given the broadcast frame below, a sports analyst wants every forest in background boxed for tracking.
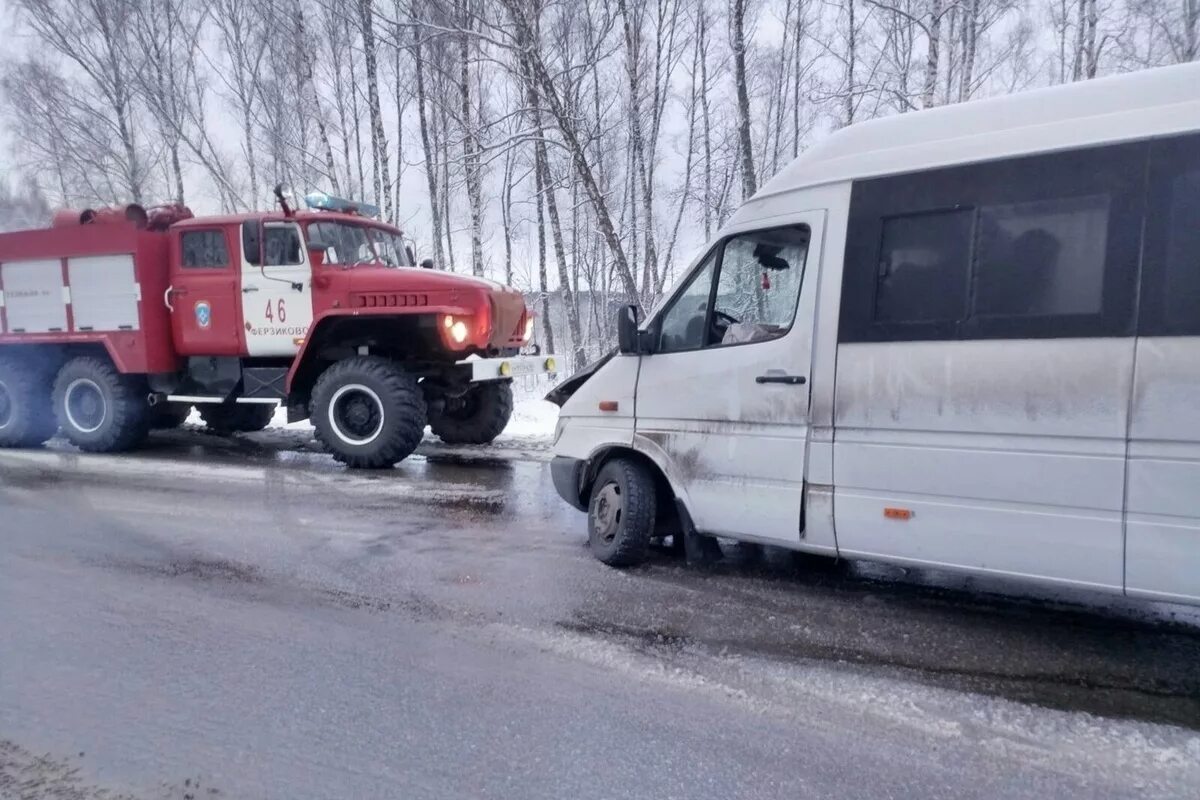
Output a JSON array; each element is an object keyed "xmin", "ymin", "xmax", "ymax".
[{"xmin": 1, "ymin": 0, "xmax": 1196, "ymax": 367}]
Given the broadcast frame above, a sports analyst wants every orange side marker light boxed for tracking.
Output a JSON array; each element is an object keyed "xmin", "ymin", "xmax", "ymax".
[
  {"xmin": 884, "ymin": 507, "xmax": 913, "ymax": 521},
  {"xmin": 598, "ymin": 401, "xmax": 619, "ymax": 412}
]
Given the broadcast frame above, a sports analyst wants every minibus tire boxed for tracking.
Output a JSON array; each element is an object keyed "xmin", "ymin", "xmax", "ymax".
[
  {"xmin": 587, "ymin": 458, "xmax": 657, "ymax": 567},
  {"xmin": 52, "ymin": 357, "xmax": 150, "ymax": 452},
  {"xmin": 0, "ymin": 357, "xmax": 57, "ymax": 448}
]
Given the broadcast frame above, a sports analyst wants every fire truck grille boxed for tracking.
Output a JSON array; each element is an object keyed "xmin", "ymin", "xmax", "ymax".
[{"xmin": 351, "ymin": 293, "xmax": 429, "ymax": 309}]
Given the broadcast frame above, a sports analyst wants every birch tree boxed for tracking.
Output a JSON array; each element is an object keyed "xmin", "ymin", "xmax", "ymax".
[
  {"xmin": 729, "ymin": 0, "xmax": 758, "ymax": 198},
  {"xmin": 13, "ymin": 0, "xmax": 149, "ymax": 202}
]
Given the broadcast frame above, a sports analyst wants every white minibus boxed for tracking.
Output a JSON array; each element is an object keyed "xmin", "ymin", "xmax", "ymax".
[{"xmin": 549, "ymin": 62, "xmax": 1200, "ymax": 606}]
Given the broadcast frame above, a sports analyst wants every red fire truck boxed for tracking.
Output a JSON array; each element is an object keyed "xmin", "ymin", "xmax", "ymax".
[{"xmin": 0, "ymin": 191, "xmax": 556, "ymax": 468}]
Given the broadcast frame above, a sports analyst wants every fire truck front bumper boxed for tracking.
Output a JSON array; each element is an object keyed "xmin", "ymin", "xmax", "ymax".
[{"xmin": 458, "ymin": 354, "xmax": 560, "ymax": 382}]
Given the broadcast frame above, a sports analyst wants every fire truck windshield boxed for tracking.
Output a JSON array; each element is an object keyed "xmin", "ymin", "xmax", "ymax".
[{"xmin": 307, "ymin": 221, "xmax": 412, "ymax": 267}]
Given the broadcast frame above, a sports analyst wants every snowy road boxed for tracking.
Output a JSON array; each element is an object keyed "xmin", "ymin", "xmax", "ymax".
[{"xmin": 1, "ymin": 426, "xmax": 1198, "ymax": 799}]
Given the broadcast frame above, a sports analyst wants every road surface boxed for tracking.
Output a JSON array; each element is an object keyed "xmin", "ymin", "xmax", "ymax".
[{"xmin": 1, "ymin": 427, "xmax": 1198, "ymax": 799}]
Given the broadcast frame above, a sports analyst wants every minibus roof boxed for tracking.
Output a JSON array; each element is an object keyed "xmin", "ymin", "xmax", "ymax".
[{"xmin": 747, "ymin": 62, "xmax": 1200, "ymax": 209}]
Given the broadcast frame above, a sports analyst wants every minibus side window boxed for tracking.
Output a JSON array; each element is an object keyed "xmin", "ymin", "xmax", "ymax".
[
  {"xmin": 874, "ymin": 210, "xmax": 971, "ymax": 323},
  {"xmin": 841, "ymin": 139, "xmax": 1144, "ymax": 343},
  {"xmin": 974, "ymin": 195, "xmax": 1109, "ymax": 318},
  {"xmin": 1131, "ymin": 132, "xmax": 1198, "ymax": 337},
  {"xmin": 1162, "ymin": 169, "xmax": 1200, "ymax": 331}
]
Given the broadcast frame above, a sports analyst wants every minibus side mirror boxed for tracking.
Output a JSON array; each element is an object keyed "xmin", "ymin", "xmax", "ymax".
[{"xmin": 616, "ymin": 304, "xmax": 643, "ymax": 355}]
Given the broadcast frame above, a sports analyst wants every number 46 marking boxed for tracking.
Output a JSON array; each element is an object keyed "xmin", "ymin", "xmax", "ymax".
[{"xmin": 264, "ymin": 299, "xmax": 287, "ymax": 323}]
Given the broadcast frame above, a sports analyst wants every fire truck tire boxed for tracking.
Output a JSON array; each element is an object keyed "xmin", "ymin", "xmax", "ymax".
[
  {"xmin": 0, "ymin": 357, "xmax": 58, "ymax": 448},
  {"xmin": 52, "ymin": 357, "xmax": 150, "ymax": 452},
  {"xmin": 198, "ymin": 403, "xmax": 274, "ymax": 434},
  {"xmin": 311, "ymin": 357, "xmax": 427, "ymax": 469},
  {"xmin": 429, "ymin": 380, "xmax": 514, "ymax": 445},
  {"xmin": 152, "ymin": 402, "xmax": 192, "ymax": 430}
]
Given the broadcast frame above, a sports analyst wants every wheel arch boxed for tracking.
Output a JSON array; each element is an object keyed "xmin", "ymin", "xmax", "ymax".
[{"xmin": 580, "ymin": 444, "xmax": 684, "ymax": 521}]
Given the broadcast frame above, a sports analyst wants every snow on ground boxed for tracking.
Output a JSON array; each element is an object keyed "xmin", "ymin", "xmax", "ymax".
[{"xmin": 505, "ymin": 380, "xmax": 560, "ymax": 439}]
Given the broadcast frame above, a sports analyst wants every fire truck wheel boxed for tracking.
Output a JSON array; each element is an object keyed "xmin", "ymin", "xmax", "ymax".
[
  {"xmin": 311, "ymin": 357, "xmax": 427, "ymax": 469},
  {"xmin": 198, "ymin": 403, "xmax": 274, "ymax": 434},
  {"xmin": 0, "ymin": 357, "xmax": 58, "ymax": 448},
  {"xmin": 52, "ymin": 357, "xmax": 150, "ymax": 452},
  {"xmin": 429, "ymin": 380, "xmax": 514, "ymax": 445},
  {"xmin": 151, "ymin": 402, "xmax": 192, "ymax": 430}
]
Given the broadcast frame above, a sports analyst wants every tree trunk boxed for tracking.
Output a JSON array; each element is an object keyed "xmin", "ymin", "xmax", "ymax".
[
  {"xmin": 412, "ymin": 15, "xmax": 445, "ymax": 269},
  {"xmin": 845, "ymin": 0, "xmax": 857, "ymax": 125},
  {"xmin": 501, "ymin": 146, "xmax": 514, "ymax": 286},
  {"xmin": 699, "ymin": 3, "xmax": 712, "ymax": 239},
  {"xmin": 923, "ymin": 0, "xmax": 942, "ymax": 108},
  {"xmin": 439, "ymin": 97, "xmax": 455, "ymax": 269},
  {"xmin": 458, "ymin": 0, "xmax": 485, "ymax": 276},
  {"xmin": 617, "ymin": 0, "xmax": 658, "ymax": 302},
  {"xmin": 533, "ymin": 134, "xmax": 556, "ymax": 356},
  {"xmin": 345, "ymin": 14, "xmax": 367, "ymax": 201},
  {"xmin": 1084, "ymin": 0, "xmax": 1099, "ymax": 78},
  {"xmin": 792, "ymin": 0, "xmax": 805, "ymax": 156},
  {"xmin": 357, "ymin": 0, "xmax": 392, "ymax": 220},
  {"xmin": 537, "ymin": 143, "xmax": 584, "ymax": 369},
  {"xmin": 958, "ymin": 0, "xmax": 978, "ymax": 102},
  {"xmin": 1073, "ymin": 0, "xmax": 1086, "ymax": 80},
  {"xmin": 1186, "ymin": 0, "xmax": 1199, "ymax": 63},
  {"xmin": 729, "ymin": 0, "xmax": 757, "ymax": 198},
  {"xmin": 393, "ymin": 6, "xmax": 404, "ymax": 218}
]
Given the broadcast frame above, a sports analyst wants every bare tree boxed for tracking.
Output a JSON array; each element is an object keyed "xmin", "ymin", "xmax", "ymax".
[
  {"xmin": 357, "ymin": 0, "xmax": 394, "ymax": 221},
  {"xmin": 412, "ymin": 4, "xmax": 447, "ymax": 269},
  {"xmin": 14, "ymin": 0, "xmax": 149, "ymax": 202},
  {"xmin": 211, "ymin": 0, "xmax": 269, "ymax": 205},
  {"xmin": 458, "ymin": 0, "xmax": 486, "ymax": 276},
  {"xmin": 729, "ymin": 0, "xmax": 758, "ymax": 198},
  {"xmin": 501, "ymin": 0, "xmax": 641, "ymax": 306}
]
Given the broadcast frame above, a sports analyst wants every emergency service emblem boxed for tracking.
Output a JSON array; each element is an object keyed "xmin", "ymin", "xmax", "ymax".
[{"xmin": 194, "ymin": 301, "xmax": 212, "ymax": 329}]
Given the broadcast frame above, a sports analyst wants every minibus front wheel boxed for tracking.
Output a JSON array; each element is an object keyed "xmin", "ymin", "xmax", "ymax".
[{"xmin": 587, "ymin": 457, "xmax": 657, "ymax": 567}]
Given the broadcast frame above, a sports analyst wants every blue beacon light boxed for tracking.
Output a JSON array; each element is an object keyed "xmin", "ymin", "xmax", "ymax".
[{"xmin": 303, "ymin": 191, "xmax": 381, "ymax": 218}]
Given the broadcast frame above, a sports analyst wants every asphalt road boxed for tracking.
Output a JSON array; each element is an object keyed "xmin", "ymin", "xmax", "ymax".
[{"xmin": 1, "ymin": 428, "xmax": 1198, "ymax": 799}]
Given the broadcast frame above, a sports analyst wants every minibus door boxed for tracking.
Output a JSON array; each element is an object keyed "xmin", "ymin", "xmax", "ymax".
[{"xmin": 636, "ymin": 214, "xmax": 823, "ymax": 545}]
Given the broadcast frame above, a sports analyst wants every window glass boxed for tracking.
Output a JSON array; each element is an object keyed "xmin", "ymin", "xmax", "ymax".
[
  {"xmin": 367, "ymin": 228, "xmax": 412, "ymax": 267},
  {"xmin": 841, "ymin": 140, "xmax": 1143, "ymax": 343},
  {"xmin": 657, "ymin": 251, "xmax": 717, "ymax": 353},
  {"xmin": 874, "ymin": 210, "xmax": 972, "ymax": 323},
  {"xmin": 180, "ymin": 231, "xmax": 229, "ymax": 269},
  {"xmin": 263, "ymin": 225, "xmax": 303, "ymax": 266},
  {"xmin": 1163, "ymin": 169, "xmax": 1200, "ymax": 330},
  {"xmin": 974, "ymin": 195, "xmax": 1109, "ymax": 317},
  {"xmin": 713, "ymin": 228, "xmax": 809, "ymax": 344},
  {"xmin": 309, "ymin": 222, "xmax": 374, "ymax": 265}
]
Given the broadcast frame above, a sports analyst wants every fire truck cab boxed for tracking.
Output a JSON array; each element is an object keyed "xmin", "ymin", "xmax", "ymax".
[{"xmin": 0, "ymin": 192, "xmax": 555, "ymax": 468}]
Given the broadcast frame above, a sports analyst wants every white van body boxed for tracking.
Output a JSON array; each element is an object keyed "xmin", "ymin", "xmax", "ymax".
[{"xmin": 550, "ymin": 62, "xmax": 1200, "ymax": 606}]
